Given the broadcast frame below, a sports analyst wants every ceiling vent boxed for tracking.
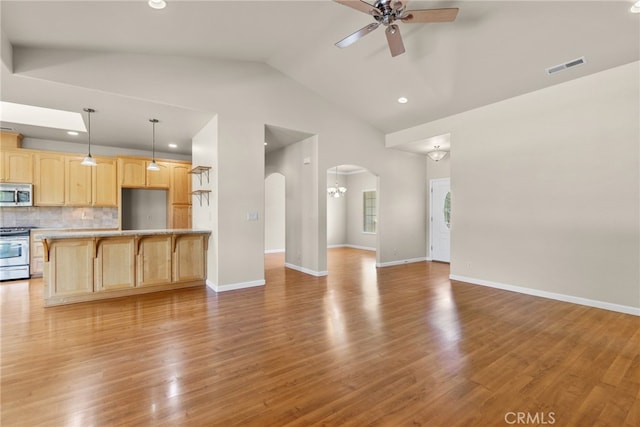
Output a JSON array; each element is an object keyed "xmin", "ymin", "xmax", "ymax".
[
  {"xmin": 0, "ymin": 126, "xmax": 17, "ymax": 132},
  {"xmin": 546, "ymin": 57, "xmax": 586, "ymax": 75}
]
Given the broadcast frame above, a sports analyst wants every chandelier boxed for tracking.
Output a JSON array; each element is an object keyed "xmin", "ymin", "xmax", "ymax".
[
  {"xmin": 327, "ymin": 166, "xmax": 347, "ymax": 198},
  {"xmin": 427, "ymin": 145, "xmax": 448, "ymax": 162}
]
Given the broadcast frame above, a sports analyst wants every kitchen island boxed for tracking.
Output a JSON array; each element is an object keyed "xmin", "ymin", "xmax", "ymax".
[{"xmin": 40, "ymin": 229, "xmax": 211, "ymax": 306}]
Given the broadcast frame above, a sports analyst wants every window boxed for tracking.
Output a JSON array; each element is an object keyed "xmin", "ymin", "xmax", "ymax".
[{"xmin": 363, "ymin": 190, "xmax": 376, "ymax": 233}]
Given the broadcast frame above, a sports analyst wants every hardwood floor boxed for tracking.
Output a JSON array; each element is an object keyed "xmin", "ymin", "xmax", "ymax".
[{"xmin": 1, "ymin": 248, "xmax": 638, "ymax": 426}]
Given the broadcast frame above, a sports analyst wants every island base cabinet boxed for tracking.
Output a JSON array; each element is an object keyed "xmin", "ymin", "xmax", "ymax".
[
  {"xmin": 42, "ymin": 231, "xmax": 210, "ymax": 306},
  {"xmin": 137, "ymin": 236, "xmax": 173, "ymax": 287},
  {"xmin": 174, "ymin": 234, "xmax": 205, "ymax": 282},
  {"xmin": 44, "ymin": 239, "xmax": 94, "ymax": 300},
  {"xmin": 95, "ymin": 238, "xmax": 136, "ymax": 292}
]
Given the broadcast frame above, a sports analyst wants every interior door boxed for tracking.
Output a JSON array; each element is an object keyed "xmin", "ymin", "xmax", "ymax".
[{"xmin": 430, "ymin": 178, "xmax": 451, "ymax": 262}]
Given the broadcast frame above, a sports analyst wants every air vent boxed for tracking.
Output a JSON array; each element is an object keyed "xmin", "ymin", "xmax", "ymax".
[
  {"xmin": 0, "ymin": 127, "xmax": 17, "ymax": 132},
  {"xmin": 545, "ymin": 56, "xmax": 586, "ymax": 75}
]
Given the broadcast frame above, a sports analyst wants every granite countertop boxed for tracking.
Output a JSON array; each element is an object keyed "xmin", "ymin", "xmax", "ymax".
[{"xmin": 40, "ymin": 229, "xmax": 212, "ymax": 240}]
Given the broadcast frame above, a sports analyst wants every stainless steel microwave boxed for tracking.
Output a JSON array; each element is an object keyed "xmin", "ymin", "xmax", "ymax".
[{"xmin": 0, "ymin": 183, "xmax": 33, "ymax": 207}]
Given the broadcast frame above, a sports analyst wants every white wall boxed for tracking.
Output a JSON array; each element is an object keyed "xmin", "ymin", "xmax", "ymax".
[
  {"xmin": 265, "ymin": 173, "xmax": 285, "ymax": 252},
  {"xmin": 387, "ymin": 61, "xmax": 640, "ymax": 313},
  {"xmin": 191, "ymin": 116, "xmax": 217, "ymax": 285},
  {"xmin": 326, "ymin": 171, "xmax": 347, "ymax": 247}
]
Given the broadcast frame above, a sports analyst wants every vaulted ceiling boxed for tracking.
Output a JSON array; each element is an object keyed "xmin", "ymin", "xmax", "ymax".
[{"xmin": 1, "ymin": 1, "xmax": 638, "ymax": 155}]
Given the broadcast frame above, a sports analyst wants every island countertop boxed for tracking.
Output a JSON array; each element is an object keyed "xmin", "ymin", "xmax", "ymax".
[{"xmin": 40, "ymin": 228, "xmax": 211, "ymax": 240}]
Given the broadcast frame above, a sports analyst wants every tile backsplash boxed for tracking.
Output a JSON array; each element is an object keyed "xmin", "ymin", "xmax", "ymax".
[{"xmin": 0, "ymin": 207, "xmax": 119, "ymax": 229}]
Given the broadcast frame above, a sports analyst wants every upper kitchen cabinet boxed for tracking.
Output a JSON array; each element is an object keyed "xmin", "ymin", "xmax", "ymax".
[
  {"xmin": 92, "ymin": 157, "xmax": 117, "ymax": 206},
  {"xmin": 118, "ymin": 157, "xmax": 146, "ymax": 187},
  {"xmin": 66, "ymin": 155, "xmax": 117, "ymax": 206},
  {"xmin": 34, "ymin": 152, "xmax": 65, "ymax": 205},
  {"xmin": 118, "ymin": 156, "xmax": 171, "ymax": 188},
  {"xmin": 0, "ymin": 150, "xmax": 33, "ymax": 183},
  {"xmin": 65, "ymin": 156, "xmax": 92, "ymax": 205},
  {"xmin": 171, "ymin": 163, "xmax": 192, "ymax": 204},
  {"xmin": 146, "ymin": 160, "xmax": 171, "ymax": 188}
]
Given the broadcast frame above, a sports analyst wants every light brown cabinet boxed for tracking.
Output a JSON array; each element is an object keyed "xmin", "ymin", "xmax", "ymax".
[
  {"xmin": 93, "ymin": 157, "xmax": 117, "ymax": 206},
  {"xmin": 65, "ymin": 156, "xmax": 92, "ymax": 205},
  {"xmin": 0, "ymin": 150, "xmax": 33, "ymax": 183},
  {"xmin": 30, "ymin": 232, "xmax": 44, "ymax": 277},
  {"xmin": 173, "ymin": 234, "xmax": 205, "ymax": 282},
  {"xmin": 42, "ymin": 231, "xmax": 209, "ymax": 306},
  {"xmin": 95, "ymin": 237, "xmax": 136, "ymax": 291},
  {"xmin": 146, "ymin": 161, "xmax": 171, "ymax": 188},
  {"xmin": 136, "ymin": 235, "xmax": 173, "ymax": 287},
  {"xmin": 34, "ymin": 152, "xmax": 65, "ymax": 205},
  {"xmin": 118, "ymin": 157, "xmax": 146, "ymax": 187},
  {"xmin": 46, "ymin": 239, "xmax": 94, "ymax": 297},
  {"xmin": 171, "ymin": 163, "xmax": 192, "ymax": 204},
  {"xmin": 171, "ymin": 204, "xmax": 192, "ymax": 229},
  {"xmin": 65, "ymin": 156, "xmax": 117, "ymax": 206}
]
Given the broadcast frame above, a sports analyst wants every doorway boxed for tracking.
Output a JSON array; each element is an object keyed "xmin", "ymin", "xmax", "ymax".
[{"xmin": 430, "ymin": 178, "xmax": 451, "ymax": 262}]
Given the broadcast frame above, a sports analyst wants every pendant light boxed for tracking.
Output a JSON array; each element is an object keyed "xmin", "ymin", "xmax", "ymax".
[
  {"xmin": 327, "ymin": 166, "xmax": 347, "ymax": 198},
  {"xmin": 426, "ymin": 145, "xmax": 448, "ymax": 162},
  {"xmin": 81, "ymin": 108, "xmax": 97, "ymax": 166},
  {"xmin": 147, "ymin": 118, "xmax": 160, "ymax": 171}
]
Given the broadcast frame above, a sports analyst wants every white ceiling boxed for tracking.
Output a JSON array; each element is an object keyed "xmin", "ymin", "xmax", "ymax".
[{"xmin": 1, "ymin": 1, "xmax": 638, "ymax": 156}]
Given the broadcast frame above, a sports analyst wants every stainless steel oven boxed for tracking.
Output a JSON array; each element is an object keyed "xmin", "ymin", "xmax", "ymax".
[
  {"xmin": 0, "ymin": 183, "xmax": 33, "ymax": 207},
  {"xmin": 0, "ymin": 227, "xmax": 32, "ymax": 281}
]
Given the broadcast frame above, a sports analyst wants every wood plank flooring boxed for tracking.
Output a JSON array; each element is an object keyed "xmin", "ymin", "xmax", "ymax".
[{"xmin": 1, "ymin": 248, "xmax": 639, "ymax": 426}]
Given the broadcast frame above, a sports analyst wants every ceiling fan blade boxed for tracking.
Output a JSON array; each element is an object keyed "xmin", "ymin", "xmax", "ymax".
[
  {"xmin": 335, "ymin": 22, "xmax": 381, "ymax": 48},
  {"xmin": 385, "ymin": 25, "xmax": 405, "ymax": 57},
  {"xmin": 334, "ymin": 0, "xmax": 381, "ymax": 16},
  {"xmin": 401, "ymin": 8, "xmax": 459, "ymax": 23}
]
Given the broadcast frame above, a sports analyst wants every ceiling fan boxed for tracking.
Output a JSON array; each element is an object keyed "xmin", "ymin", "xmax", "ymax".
[{"xmin": 334, "ymin": 0, "xmax": 459, "ymax": 57}]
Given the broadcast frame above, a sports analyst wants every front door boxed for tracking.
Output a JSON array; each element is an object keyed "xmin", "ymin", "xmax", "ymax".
[{"xmin": 430, "ymin": 178, "xmax": 451, "ymax": 262}]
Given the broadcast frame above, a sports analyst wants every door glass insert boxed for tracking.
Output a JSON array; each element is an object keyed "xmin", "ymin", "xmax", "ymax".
[{"xmin": 444, "ymin": 192, "xmax": 451, "ymax": 229}]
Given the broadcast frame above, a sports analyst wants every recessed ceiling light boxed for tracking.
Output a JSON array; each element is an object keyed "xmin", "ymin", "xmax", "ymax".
[
  {"xmin": 631, "ymin": 0, "xmax": 640, "ymax": 13},
  {"xmin": 264, "ymin": 142, "xmax": 268, "ymax": 146},
  {"xmin": 398, "ymin": 97, "xmax": 408, "ymax": 104},
  {"xmin": 148, "ymin": 0, "xmax": 166, "ymax": 10},
  {"xmin": 168, "ymin": 143, "xmax": 177, "ymax": 148},
  {"xmin": 67, "ymin": 131, "xmax": 79, "ymax": 136}
]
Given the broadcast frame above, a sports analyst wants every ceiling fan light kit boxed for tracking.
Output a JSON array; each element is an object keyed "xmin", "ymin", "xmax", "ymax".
[{"xmin": 334, "ymin": 0, "xmax": 458, "ymax": 57}]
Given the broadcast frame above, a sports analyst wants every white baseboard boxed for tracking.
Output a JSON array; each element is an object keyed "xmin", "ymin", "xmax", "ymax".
[
  {"xmin": 376, "ymin": 257, "xmax": 427, "ymax": 268},
  {"xmin": 327, "ymin": 244, "xmax": 376, "ymax": 251},
  {"xmin": 206, "ymin": 279, "xmax": 265, "ymax": 293},
  {"xmin": 449, "ymin": 274, "xmax": 640, "ymax": 317},
  {"xmin": 264, "ymin": 249, "xmax": 285, "ymax": 254},
  {"xmin": 284, "ymin": 263, "xmax": 328, "ymax": 277}
]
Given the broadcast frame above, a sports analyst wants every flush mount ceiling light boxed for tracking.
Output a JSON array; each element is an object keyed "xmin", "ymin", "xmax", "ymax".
[
  {"xmin": 327, "ymin": 167, "xmax": 347, "ymax": 198},
  {"xmin": 147, "ymin": 119, "xmax": 160, "ymax": 171},
  {"xmin": 67, "ymin": 131, "xmax": 79, "ymax": 136},
  {"xmin": 81, "ymin": 108, "xmax": 97, "ymax": 166},
  {"xmin": 631, "ymin": 0, "xmax": 640, "ymax": 13},
  {"xmin": 168, "ymin": 143, "xmax": 177, "ymax": 148},
  {"xmin": 397, "ymin": 97, "xmax": 408, "ymax": 104},
  {"xmin": 148, "ymin": 0, "xmax": 166, "ymax": 10},
  {"xmin": 426, "ymin": 145, "xmax": 448, "ymax": 162}
]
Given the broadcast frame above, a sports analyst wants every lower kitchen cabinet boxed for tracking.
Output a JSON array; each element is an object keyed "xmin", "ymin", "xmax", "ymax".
[
  {"xmin": 95, "ymin": 237, "xmax": 136, "ymax": 291},
  {"xmin": 45, "ymin": 239, "xmax": 94, "ymax": 297},
  {"xmin": 173, "ymin": 234, "xmax": 205, "ymax": 282},
  {"xmin": 136, "ymin": 235, "xmax": 173, "ymax": 287}
]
